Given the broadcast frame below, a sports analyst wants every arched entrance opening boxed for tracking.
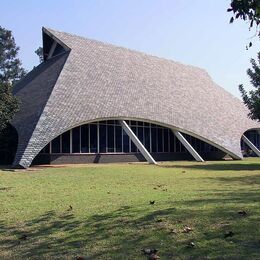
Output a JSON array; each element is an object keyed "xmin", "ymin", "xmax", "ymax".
[
  {"xmin": 0, "ymin": 124, "xmax": 18, "ymax": 165},
  {"xmin": 33, "ymin": 119, "xmax": 226, "ymax": 165},
  {"xmin": 241, "ymin": 129, "xmax": 260, "ymax": 157}
]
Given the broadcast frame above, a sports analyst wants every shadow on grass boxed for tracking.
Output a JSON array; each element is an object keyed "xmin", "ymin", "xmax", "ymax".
[
  {"xmin": 208, "ymin": 174, "xmax": 260, "ymax": 185},
  {"xmin": 160, "ymin": 163, "xmax": 260, "ymax": 171},
  {"xmin": 0, "ymin": 190, "xmax": 259, "ymax": 259}
]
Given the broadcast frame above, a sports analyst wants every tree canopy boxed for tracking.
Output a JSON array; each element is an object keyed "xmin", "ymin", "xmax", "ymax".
[
  {"xmin": 0, "ymin": 26, "xmax": 26, "ymax": 84},
  {"xmin": 239, "ymin": 52, "xmax": 260, "ymax": 120},
  {"xmin": 35, "ymin": 46, "xmax": 44, "ymax": 63},
  {"xmin": 0, "ymin": 81, "xmax": 19, "ymax": 131},
  {"xmin": 0, "ymin": 26, "xmax": 25, "ymax": 132},
  {"xmin": 228, "ymin": 0, "xmax": 260, "ymax": 47},
  {"xmin": 227, "ymin": 1, "xmax": 260, "ymax": 120}
]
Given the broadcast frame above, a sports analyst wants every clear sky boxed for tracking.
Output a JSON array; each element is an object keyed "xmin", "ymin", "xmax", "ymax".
[{"xmin": 1, "ymin": 0, "xmax": 259, "ymax": 97}]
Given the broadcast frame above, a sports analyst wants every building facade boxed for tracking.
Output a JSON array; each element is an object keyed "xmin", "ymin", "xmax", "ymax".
[{"xmin": 11, "ymin": 27, "xmax": 260, "ymax": 168}]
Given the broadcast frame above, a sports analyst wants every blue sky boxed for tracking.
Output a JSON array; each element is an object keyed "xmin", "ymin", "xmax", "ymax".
[{"xmin": 1, "ymin": 0, "xmax": 259, "ymax": 97}]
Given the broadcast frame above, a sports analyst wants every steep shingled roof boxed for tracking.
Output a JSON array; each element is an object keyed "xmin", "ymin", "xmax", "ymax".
[{"xmin": 12, "ymin": 27, "xmax": 260, "ymax": 168}]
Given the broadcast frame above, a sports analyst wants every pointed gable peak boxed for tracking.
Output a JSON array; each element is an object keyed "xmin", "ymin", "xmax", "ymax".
[{"xmin": 42, "ymin": 27, "xmax": 70, "ymax": 61}]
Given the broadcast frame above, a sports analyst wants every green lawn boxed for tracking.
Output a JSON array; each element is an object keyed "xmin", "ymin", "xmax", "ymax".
[{"xmin": 0, "ymin": 158, "xmax": 260, "ymax": 259}]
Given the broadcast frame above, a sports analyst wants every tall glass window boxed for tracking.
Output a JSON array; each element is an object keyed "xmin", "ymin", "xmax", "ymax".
[
  {"xmin": 115, "ymin": 125, "xmax": 122, "ymax": 152},
  {"xmin": 122, "ymin": 129, "xmax": 130, "ymax": 153},
  {"xmin": 137, "ymin": 127, "xmax": 144, "ymax": 144},
  {"xmin": 81, "ymin": 125, "xmax": 89, "ymax": 153},
  {"xmin": 62, "ymin": 130, "xmax": 70, "ymax": 153},
  {"xmin": 89, "ymin": 124, "xmax": 98, "ymax": 153},
  {"xmin": 107, "ymin": 125, "xmax": 114, "ymax": 152},
  {"xmin": 72, "ymin": 127, "xmax": 80, "ymax": 153},
  {"xmin": 144, "ymin": 127, "xmax": 150, "ymax": 151},
  {"xmin": 157, "ymin": 128, "xmax": 163, "ymax": 152},
  {"xmin": 151, "ymin": 127, "xmax": 157, "ymax": 153},
  {"xmin": 99, "ymin": 124, "xmax": 107, "ymax": 153},
  {"xmin": 52, "ymin": 136, "xmax": 61, "ymax": 153},
  {"xmin": 169, "ymin": 131, "xmax": 175, "ymax": 152},
  {"xmin": 163, "ymin": 128, "xmax": 169, "ymax": 152}
]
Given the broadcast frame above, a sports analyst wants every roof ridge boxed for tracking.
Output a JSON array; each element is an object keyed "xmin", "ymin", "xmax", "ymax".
[
  {"xmin": 43, "ymin": 27, "xmax": 206, "ymax": 73},
  {"xmin": 43, "ymin": 27, "xmax": 243, "ymax": 102}
]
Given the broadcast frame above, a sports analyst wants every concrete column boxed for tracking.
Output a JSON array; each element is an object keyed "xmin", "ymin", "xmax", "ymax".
[
  {"xmin": 119, "ymin": 120, "xmax": 157, "ymax": 164},
  {"xmin": 242, "ymin": 135, "xmax": 260, "ymax": 157},
  {"xmin": 172, "ymin": 130, "xmax": 204, "ymax": 162}
]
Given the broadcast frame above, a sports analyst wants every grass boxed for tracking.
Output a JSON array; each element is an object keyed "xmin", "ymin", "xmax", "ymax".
[{"xmin": 0, "ymin": 158, "xmax": 260, "ymax": 259}]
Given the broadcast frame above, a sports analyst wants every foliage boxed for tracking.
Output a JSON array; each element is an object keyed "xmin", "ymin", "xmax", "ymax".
[
  {"xmin": 239, "ymin": 52, "xmax": 260, "ymax": 120},
  {"xmin": 0, "ymin": 159, "xmax": 259, "ymax": 258},
  {"xmin": 35, "ymin": 47, "xmax": 44, "ymax": 63},
  {"xmin": 0, "ymin": 26, "xmax": 26, "ymax": 84},
  {"xmin": 0, "ymin": 26, "xmax": 26, "ymax": 131},
  {"xmin": 228, "ymin": 2, "xmax": 260, "ymax": 119},
  {"xmin": 0, "ymin": 81, "xmax": 19, "ymax": 132},
  {"xmin": 228, "ymin": 0, "xmax": 260, "ymax": 47}
]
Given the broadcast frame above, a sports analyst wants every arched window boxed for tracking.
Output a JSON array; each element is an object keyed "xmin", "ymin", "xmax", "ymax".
[{"xmin": 40, "ymin": 120, "xmax": 221, "ymax": 159}]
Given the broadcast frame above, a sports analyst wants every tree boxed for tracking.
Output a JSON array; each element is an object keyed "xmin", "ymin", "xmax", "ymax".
[
  {"xmin": 0, "ymin": 26, "xmax": 26, "ymax": 132},
  {"xmin": 0, "ymin": 26, "xmax": 27, "ymax": 164},
  {"xmin": 228, "ymin": 1, "xmax": 260, "ymax": 120},
  {"xmin": 239, "ymin": 52, "xmax": 260, "ymax": 120},
  {"xmin": 0, "ymin": 26, "xmax": 27, "ymax": 84},
  {"xmin": 0, "ymin": 81, "xmax": 19, "ymax": 131},
  {"xmin": 228, "ymin": 0, "xmax": 260, "ymax": 47},
  {"xmin": 35, "ymin": 46, "xmax": 44, "ymax": 63}
]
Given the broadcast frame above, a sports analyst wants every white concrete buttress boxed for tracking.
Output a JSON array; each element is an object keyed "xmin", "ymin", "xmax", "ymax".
[
  {"xmin": 242, "ymin": 135, "xmax": 260, "ymax": 157},
  {"xmin": 172, "ymin": 130, "xmax": 204, "ymax": 162},
  {"xmin": 119, "ymin": 120, "xmax": 157, "ymax": 164}
]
